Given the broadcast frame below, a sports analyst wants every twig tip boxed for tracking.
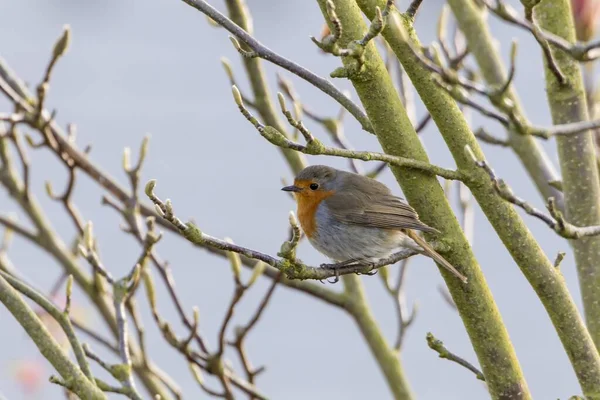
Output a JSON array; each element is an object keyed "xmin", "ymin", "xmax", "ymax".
[
  {"xmin": 145, "ymin": 179, "xmax": 157, "ymax": 197},
  {"xmin": 232, "ymin": 85, "xmax": 243, "ymax": 106}
]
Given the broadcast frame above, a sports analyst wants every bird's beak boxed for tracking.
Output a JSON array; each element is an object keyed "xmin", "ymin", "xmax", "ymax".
[{"xmin": 281, "ymin": 185, "xmax": 302, "ymax": 192}]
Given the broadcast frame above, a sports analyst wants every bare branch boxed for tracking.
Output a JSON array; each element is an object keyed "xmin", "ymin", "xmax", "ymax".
[
  {"xmin": 474, "ymin": 128, "xmax": 510, "ymax": 147},
  {"xmin": 180, "ymin": 0, "xmax": 374, "ymax": 133},
  {"xmin": 426, "ymin": 332, "xmax": 485, "ymax": 381},
  {"xmin": 235, "ymin": 86, "xmax": 467, "ymax": 182},
  {"xmin": 145, "ymin": 178, "xmax": 420, "ymax": 281},
  {"xmin": 481, "ymin": 0, "xmax": 600, "ymax": 62},
  {"xmin": 312, "ymin": 0, "xmax": 393, "ymax": 76},
  {"xmin": 0, "ymin": 215, "xmax": 38, "ymax": 243},
  {"xmin": 405, "ymin": 0, "xmax": 424, "ymax": 19},
  {"xmin": 386, "ymin": 260, "xmax": 418, "ymax": 351},
  {"xmin": 466, "ymin": 145, "xmax": 600, "ymax": 239},
  {"xmin": 230, "ymin": 275, "xmax": 280, "ymax": 384},
  {"xmin": 0, "ymin": 270, "xmax": 94, "ymax": 381},
  {"xmin": 438, "ymin": 285, "xmax": 457, "ymax": 311},
  {"xmin": 277, "ymin": 75, "xmax": 364, "ymax": 174}
]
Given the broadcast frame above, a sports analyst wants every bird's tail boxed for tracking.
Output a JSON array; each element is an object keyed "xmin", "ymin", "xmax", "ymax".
[{"xmin": 406, "ymin": 230, "xmax": 468, "ymax": 284}]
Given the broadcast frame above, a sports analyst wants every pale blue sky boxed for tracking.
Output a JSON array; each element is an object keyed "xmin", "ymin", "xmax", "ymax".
[{"xmin": 0, "ymin": 0, "xmax": 585, "ymax": 399}]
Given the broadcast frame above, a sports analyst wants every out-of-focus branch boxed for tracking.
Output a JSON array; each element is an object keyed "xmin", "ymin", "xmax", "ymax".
[
  {"xmin": 0, "ymin": 55, "xmax": 345, "ymax": 308},
  {"xmin": 180, "ymin": 0, "xmax": 374, "ymax": 133},
  {"xmin": 481, "ymin": 0, "xmax": 600, "ymax": 62},
  {"xmin": 0, "ymin": 129, "xmax": 171, "ymax": 397},
  {"xmin": 222, "ymin": 0, "xmax": 307, "ymax": 175},
  {"xmin": 102, "ymin": 195, "xmax": 211, "ymax": 357},
  {"xmin": 0, "ymin": 271, "xmax": 93, "ymax": 380},
  {"xmin": 77, "ymin": 221, "xmax": 153, "ymax": 400},
  {"xmin": 229, "ymin": 276, "xmax": 279, "ymax": 388},
  {"xmin": 141, "ymin": 251, "xmax": 269, "ymax": 400},
  {"xmin": 0, "ymin": 273, "xmax": 106, "ymax": 399},
  {"xmin": 379, "ymin": 260, "xmax": 417, "ymax": 351},
  {"xmin": 277, "ymin": 74, "xmax": 363, "ymax": 174}
]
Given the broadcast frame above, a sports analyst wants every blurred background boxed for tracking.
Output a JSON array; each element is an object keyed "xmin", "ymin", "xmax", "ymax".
[{"xmin": 0, "ymin": 0, "xmax": 587, "ymax": 398}]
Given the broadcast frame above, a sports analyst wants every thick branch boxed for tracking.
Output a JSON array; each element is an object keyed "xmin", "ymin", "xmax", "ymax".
[
  {"xmin": 0, "ymin": 273, "xmax": 106, "ymax": 399},
  {"xmin": 534, "ymin": 0, "xmax": 600, "ymax": 359},
  {"xmin": 0, "ymin": 271, "xmax": 93, "ymax": 381},
  {"xmin": 356, "ymin": 0, "xmax": 600, "ymax": 397}
]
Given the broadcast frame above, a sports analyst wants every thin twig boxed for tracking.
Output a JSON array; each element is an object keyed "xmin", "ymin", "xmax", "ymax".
[
  {"xmin": 235, "ymin": 86, "xmax": 467, "ymax": 182},
  {"xmin": 146, "ymin": 178, "xmax": 421, "ymax": 281},
  {"xmin": 0, "ymin": 56, "xmax": 344, "ymax": 308},
  {"xmin": 522, "ymin": 3, "xmax": 565, "ymax": 85},
  {"xmin": 426, "ymin": 332, "xmax": 485, "ymax": 381},
  {"xmin": 415, "ymin": 114, "xmax": 432, "ymax": 133},
  {"xmin": 113, "ymin": 267, "xmax": 144, "ymax": 400},
  {"xmin": 481, "ymin": 0, "xmax": 600, "ymax": 62},
  {"xmin": 466, "ymin": 145, "xmax": 600, "ymax": 239},
  {"xmin": 277, "ymin": 76, "xmax": 363, "ymax": 174},
  {"xmin": 438, "ymin": 285, "xmax": 457, "ymax": 310},
  {"xmin": 474, "ymin": 128, "xmax": 510, "ymax": 147},
  {"xmin": 405, "ymin": 0, "xmax": 424, "ymax": 19},
  {"xmin": 230, "ymin": 275, "xmax": 280, "ymax": 385},
  {"xmin": 140, "ymin": 252, "xmax": 268, "ymax": 400},
  {"xmin": 0, "ymin": 215, "xmax": 38, "ymax": 243},
  {"xmin": 389, "ymin": 260, "xmax": 417, "ymax": 351},
  {"xmin": 180, "ymin": 0, "xmax": 374, "ymax": 133}
]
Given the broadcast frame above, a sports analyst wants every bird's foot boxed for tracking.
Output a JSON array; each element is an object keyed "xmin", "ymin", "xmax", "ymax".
[
  {"xmin": 357, "ymin": 269, "xmax": 377, "ymax": 276},
  {"xmin": 320, "ymin": 260, "xmax": 355, "ymax": 284},
  {"xmin": 320, "ymin": 259, "xmax": 377, "ymax": 282}
]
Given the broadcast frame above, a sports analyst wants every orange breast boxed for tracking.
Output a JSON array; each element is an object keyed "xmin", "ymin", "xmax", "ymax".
[{"xmin": 296, "ymin": 190, "xmax": 334, "ymax": 238}]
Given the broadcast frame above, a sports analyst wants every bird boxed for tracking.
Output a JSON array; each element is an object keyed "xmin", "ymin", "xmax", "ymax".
[{"xmin": 281, "ymin": 165, "xmax": 467, "ymax": 283}]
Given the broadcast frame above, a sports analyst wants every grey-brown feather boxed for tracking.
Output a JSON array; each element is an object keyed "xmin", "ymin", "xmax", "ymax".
[{"xmin": 324, "ymin": 170, "xmax": 438, "ymax": 233}]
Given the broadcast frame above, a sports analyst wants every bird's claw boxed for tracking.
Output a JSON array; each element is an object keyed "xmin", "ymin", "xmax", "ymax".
[
  {"xmin": 357, "ymin": 269, "xmax": 378, "ymax": 276},
  {"xmin": 326, "ymin": 269, "xmax": 340, "ymax": 284},
  {"xmin": 320, "ymin": 263, "xmax": 341, "ymax": 284},
  {"xmin": 320, "ymin": 260, "xmax": 375, "ymax": 282}
]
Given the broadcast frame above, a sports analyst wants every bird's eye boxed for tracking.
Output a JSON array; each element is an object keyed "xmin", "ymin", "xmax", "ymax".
[{"xmin": 309, "ymin": 183, "xmax": 319, "ymax": 190}]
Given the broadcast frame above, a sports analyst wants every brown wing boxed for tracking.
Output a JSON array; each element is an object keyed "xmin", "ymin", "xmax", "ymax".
[{"xmin": 325, "ymin": 173, "xmax": 438, "ymax": 233}]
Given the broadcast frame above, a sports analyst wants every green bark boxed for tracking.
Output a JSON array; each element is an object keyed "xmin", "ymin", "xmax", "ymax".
[
  {"xmin": 446, "ymin": 0, "xmax": 562, "ymax": 204},
  {"xmin": 0, "ymin": 273, "xmax": 107, "ymax": 400},
  {"xmin": 343, "ymin": 275, "xmax": 413, "ymax": 399},
  {"xmin": 535, "ymin": 0, "xmax": 600, "ymax": 353},
  {"xmin": 225, "ymin": 0, "xmax": 306, "ymax": 175},
  {"xmin": 0, "ymin": 136, "xmax": 171, "ymax": 400},
  {"xmin": 225, "ymin": 2, "xmax": 418, "ymax": 398},
  {"xmin": 318, "ymin": 1, "xmax": 529, "ymax": 398},
  {"xmin": 354, "ymin": 0, "xmax": 600, "ymax": 397}
]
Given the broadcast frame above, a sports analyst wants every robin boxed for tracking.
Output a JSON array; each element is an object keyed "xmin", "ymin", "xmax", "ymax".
[{"xmin": 282, "ymin": 165, "xmax": 467, "ymax": 283}]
